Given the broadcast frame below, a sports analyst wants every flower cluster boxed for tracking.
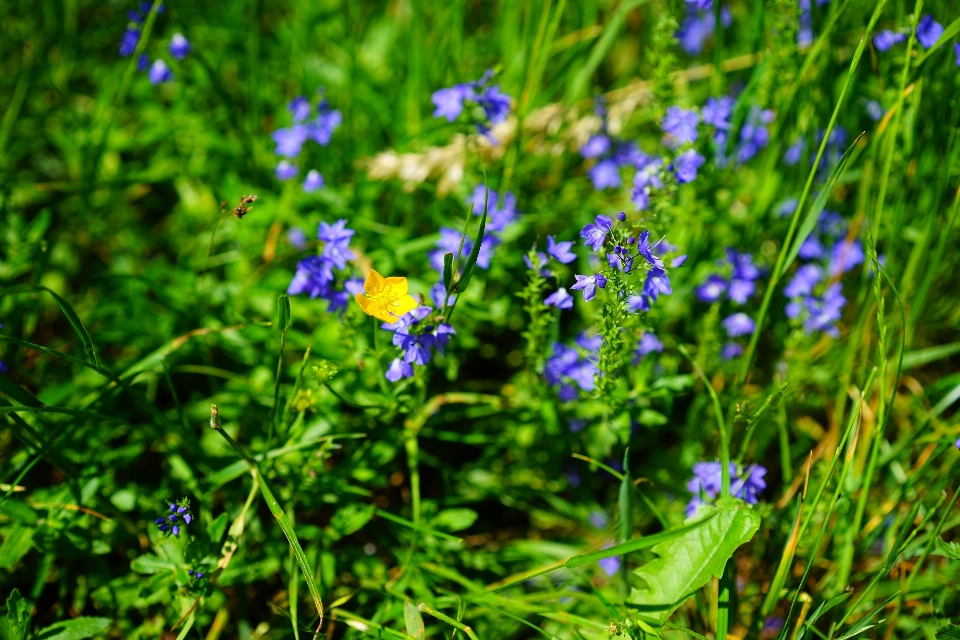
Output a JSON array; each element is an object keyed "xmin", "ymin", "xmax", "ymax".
[
  {"xmin": 382, "ymin": 306, "xmax": 455, "ymax": 382},
  {"xmin": 686, "ymin": 462, "xmax": 767, "ymax": 516},
  {"xmin": 874, "ymin": 13, "xmax": 943, "ymax": 52},
  {"xmin": 287, "ymin": 219, "xmax": 361, "ymax": 312},
  {"xmin": 782, "ymin": 210, "xmax": 861, "ymax": 337},
  {"xmin": 118, "ymin": 3, "xmax": 187, "ymax": 85},
  {"xmin": 695, "ymin": 248, "xmax": 761, "ymax": 358},
  {"xmin": 632, "ymin": 106, "xmax": 708, "ymax": 210},
  {"xmin": 431, "ymin": 70, "xmax": 511, "ymax": 137},
  {"xmin": 155, "ymin": 499, "xmax": 193, "ymax": 537},
  {"xmin": 581, "ymin": 98, "xmax": 656, "ymax": 191},
  {"xmin": 187, "ymin": 569, "xmax": 205, "ymax": 580},
  {"xmin": 272, "ymin": 91, "xmax": 342, "ymax": 190},
  {"xmin": 676, "ymin": 1, "xmax": 731, "ymax": 55},
  {"xmin": 797, "ymin": 0, "xmax": 831, "ymax": 47},
  {"xmin": 545, "ymin": 334, "xmax": 601, "ymax": 401}
]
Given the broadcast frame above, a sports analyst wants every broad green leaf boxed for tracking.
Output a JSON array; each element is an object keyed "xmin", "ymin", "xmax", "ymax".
[
  {"xmin": 936, "ymin": 625, "xmax": 960, "ymax": 640},
  {"xmin": 779, "ymin": 134, "xmax": 862, "ymax": 280},
  {"xmin": 34, "ymin": 617, "xmax": 112, "ymax": 640},
  {"xmin": 935, "ymin": 537, "xmax": 960, "ymax": 560},
  {"xmin": 0, "ymin": 526, "xmax": 34, "ymax": 569},
  {"xmin": 207, "ymin": 512, "xmax": 229, "ymax": 546},
  {"xmin": 403, "ymin": 599, "xmax": 425, "ymax": 640},
  {"xmin": 432, "ymin": 508, "xmax": 478, "ymax": 532},
  {"xmin": 4, "ymin": 589, "xmax": 30, "ymax": 640},
  {"xmin": 130, "ymin": 554, "xmax": 175, "ymax": 574},
  {"xmin": 627, "ymin": 502, "xmax": 760, "ymax": 624},
  {"xmin": 328, "ymin": 503, "xmax": 375, "ymax": 539},
  {"xmin": 0, "ymin": 372, "xmax": 43, "ymax": 408}
]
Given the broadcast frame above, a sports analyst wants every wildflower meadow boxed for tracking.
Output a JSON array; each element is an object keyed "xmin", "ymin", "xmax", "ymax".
[{"xmin": 3, "ymin": 0, "xmax": 960, "ymax": 638}]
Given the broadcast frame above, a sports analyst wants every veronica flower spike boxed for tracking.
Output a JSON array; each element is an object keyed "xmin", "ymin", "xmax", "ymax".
[
  {"xmin": 354, "ymin": 269, "xmax": 418, "ymax": 323},
  {"xmin": 570, "ymin": 273, "xmax": 607, "ymax": 302}
]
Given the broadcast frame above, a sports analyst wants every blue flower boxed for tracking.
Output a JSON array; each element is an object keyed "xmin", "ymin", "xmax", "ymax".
[
  {"xmin": 662, "ymin": 106, "xmax": 700, "ymax": 145},
  {"xmin": 916, "ymin": 15, "xmax": 944, "ymax": 49},
  {"xmin": 523, "ymin": 251, "xmax": 551, "ymax": 276},
  {"xmin": 576, "ymin": 332, "xmax": 603, "ymax": 353},
  {"xmin": 735, "ymin": 106, "xmax": 774, "ymax": 164},
  {"xmin": 544, "ymin": 343, "xmax": 598, "ymax": 399},
  {"xmin": 722, "ymin": 312, "xmax": 755, "ymax": 337},
  {"xmin": 580, "ymin": 134, "xmax": 611, "ymax": 158},
  {"xmin": 137, "ymin": 53, "xmax": 149, "ymax": 72},
  {"xmin": 955, "ymin": 43, "xmax": 960, "ymax": 67},
  {"xmin": 547, "ymin": 235, "xmax": 576, "ymax": 264},
  {"xmin": 864, "ymin": 100, "xmax": 883, "ymax": 121},
  {"xmin": 589, "ymin": 159, "xmax": 622, "ymax": 190},
  {"xmin": 829, "ymin": 238, "xmax": 864, "ymax": 276},
  {"xmin": 169, "ymin": 33, "xmax": 190, "ymax": 59},
  {"xmin": 386, "ymin": 358, "xmax": 414, "ymax": 382},
  {"xmin": 599, "ymin": 552, "xmax": 620, "ymax": 577},
  {"xmin": 784, "ymin": 138, "xmax": 805, "ymax": 165},
  {"xmin": 635, "ymin": 230, "xmax": 665, "ymax": 268},
  {"xmin": 642, "ymin": 268, "xmax": 672, "ymax": 303},
  {"xmin": 720, "ymin": 342, "xmax": 743, "ymax": 359},
  {"xmin": 686, "ymin": 462, "xmax": 766, "ymax": 516},
  {"xmin": 633, "ymin": 333, "xmax": 664, "ymax": 363},
  {"xmin": 632, "ymin": 162, "xmax": 663, "ymax": 210},
  {"xmin": 429, "ymin": 228, "xmax": 497, "ymax": 272},
  {"xmin": 784, "ymin": 264, "xmax": 823, "ymax": 298},
  {"xmin": 119, "ymin": 28, "xmax": 140, "ymax": 56},
  {"xmin": 873, "ymin": 30, "xmax": 906, "ymax": 51},
  {"xmin": 303, "ymin": 170, "xmax": 324, "ymax": 193},
  {"xmin": 432, "ymin": 85, "xmax": 472, "ymax": 121},
  {"xmin": 156, "ymin": 500, "xmax": 193, "ymax": 537},
  {"xmin": 570, "ymin": 273, "xmax": 607, "ymax": 301},
  {"xmin": 431, "ymin": 72, "xmax": 512, "ymax": 135},
  {"xmin": 672, "ymin": 149, "xmax": 705, "ymax": 183},
  {"xmin": 148, "ymin": 59, "xmax": 173, "ymax": 84},
  {"xmin": 627, "ymin": 294, "xmax": 651, "ymax": 313},
  {"xmin": 318, "ymin": 219, "xmax": 355, "ymax": 245},
  {"xmin": 696, "ymin": 275, "xmax": 727, "ymax": 302},
  {"xmin": 309, "ymin": 101, "xmax": 342, "ymax": 146},
  {"xmin": 0, "ymin": 361, "xmax": 8, "ymax": 374},
  {"xmin": 288, "ymin": 96, "xmax": 312, "ymax": 123},
  {"xmin": 790, "ymin": 283, "xmax": 846, "ymax": 337},
  {"xmin": 467, "ymin": 185, "xmax": 517, "ymax": 233},
  {"xmin": 544, "ymin": 288, "xmax": 574, "ymax": 309},
  {"xmin": 275, "ymin": 161, "xmax": 298, "ymax": 180},
  {"xmin": 580, "ymin": 215, "xmax": 613, "ymax": 252},
  {"xmin": 272, "ymin": 125, "xmax": 309, "ymax": 157},
  {"xmin": 702, "ymin": 96, "xmax": 734, "ymax": 130},
  {"xmin": 288, "ymin": 227, "xmax": 308, "ymax": 249}
]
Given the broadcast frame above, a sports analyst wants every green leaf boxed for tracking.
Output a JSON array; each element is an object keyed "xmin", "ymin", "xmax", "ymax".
[
  {"xmin": 0, "ymin": 526, "xmax": 34, "ymax": 569},
  {"xmin": 431, "ymin": 508, "xmax": 478, "ymax": 532},
  {"xmin": 130, "ymin": 554, "xmax": 176, "ymax": 575},
  {"xmin": 403, "ymin": 599, "xmax": 425, "ymax": 640},
  {"xmin": 0, "ymin": 373, "xmax": 43, "ymax": 408},
  {"xmin": 328, "ymin": 503, "xmax": 375, "ymax": 539},
  {"xmin": 456, "ymin": 192, "xmax": 488, "ymax": 294},
  {"xmin": 936, "ymin": 625, "xmax": 960, "ymax": 640},
  {"xmin": 915, "ymin": 15, "xmax": 960, "ymax": 67},
  {"xmin": 442, "ymin": 252, "xmax": 454, "ymax": 296},
  {"xmin": 207, "ymin": 512, "xmax": 229, "ymax": 546},
  {"xmin": 0, "ymin": 286, "xmax": 97, "ymax": 368},
  {"xmin": 4, "ymin": 589, "xmax": 31, "ymax": 640},
  {"xmin": 277, "ymin": 294, "xmax": 291, "ymax": 331},
  {"xmin": 779, "ymin": 134, "xmax": 862, "ymax": 279},
  {"xmin": 935, "ymin": 537, "xmax": 960, "ymax": 560},
  {"xmin": 627, "ymin": 502, "xmax": 760, "ymax": 624},
  {"xmin": 34, "ymin": 617, "xmax": 112, "ymax": 640}
]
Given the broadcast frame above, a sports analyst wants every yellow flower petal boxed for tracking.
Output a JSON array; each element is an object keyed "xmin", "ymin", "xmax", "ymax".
[
  {"xmin": 354, "ymin": 269, "xmax": 417, "ymax": 323},
  {"xmin": 363, "ymin": 269, "xmax": 386, "ymax": 296}
]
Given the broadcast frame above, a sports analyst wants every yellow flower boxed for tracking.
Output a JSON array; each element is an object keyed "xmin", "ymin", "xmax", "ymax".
[{"xmin": 354, "ymin": 269, "xmax": 418, "ymax": 323}]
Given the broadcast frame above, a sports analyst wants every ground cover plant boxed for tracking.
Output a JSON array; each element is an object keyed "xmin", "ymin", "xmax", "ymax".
[{"xmin": 2, "ymin": 0, "xmax": 960, "ymax": 638}]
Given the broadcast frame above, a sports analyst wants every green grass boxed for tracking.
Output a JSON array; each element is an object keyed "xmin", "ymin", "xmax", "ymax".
[{"xmin": 2, "ymin": 0, "xmax": 960, "ymax": 639}]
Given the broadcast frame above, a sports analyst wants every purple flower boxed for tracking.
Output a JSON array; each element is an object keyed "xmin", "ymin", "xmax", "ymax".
[
  {"xmin": 287, "ymin": 96, "xmax": 312, "ymax": 122},
  {"xmin": 589, "ymin": 510, "xmax": 609, "ymax": 528},
  {"xmin": 736, "ymin": 106, "xmax": 775, "ymax": 164},
  {"xmin": 955, "ymin": 43, "xmax": 960, "ymax": 67},
  {"xmin": 798, "ymin": 234, "xmax": 825, "ymax": 260},
  {"xmin": 873, "ymin": 30, "xmax": 906, "ymax": 51},
  {"xmin": 796, "ymin": 283, "xmax": 846, "ymax": 336},
  {"xmin": 955, "ymin": 437, "xmax": 960, "ymax": 450},
  {"xmin": 148, "ymin": 59, "xmax": 173, "ymax": 84},
  {"xmin": 569, "ymin": 419, "xmax": 587, "ymax": 434},
  {"xmin": 169, "ymin": 33, "xmax": 190, "ymax": 60},
  {"xmin": 672, "ymin": 149, "xmax": 705, "ymax": 183},
  {"xmin": 627, "ymin": 294, "xmax": 650, "ymax": 313},
  {"xmin": 589, "ymin": 159, "xmax": 621, "ymax": 190},
  {"xmin": 634, "ymin": 333, "xmax": 664, "ymax": 363},
  {"xmin": 643, "ymin": 268, "xmax": 672, "ymax": 302},
  {"xmin": 686, "ymin": 462, "xmax": 767, "ymax": 516},
  {"xmin": 829, "ymin": 238, "xmax": 864, "ymax": 276},
  {"xmin": 720, "ymin": 342, "xmax": 743, "ymax": 360},
  {"xmin": 309, "ymin": 104, "xmax": 342, "ymax": 146},
  {"xmin": 467, "ymin": 185, "xmax": 517, "ymax": 233},
  {"xmin": 272, "ymin": 125, "xmax": 310, "ymax": 157},
  {"xmin": 636, "ymin": 231, "xmax": 665, "ymax": 269},
  {"xmin": 728, "ymin": 248, "xmax": 760, "ymax": 281},
  {"xmin": 479, "ymin": 85, "xmax": 511, "ymax": 124},
  {"xmin": 599, "ymin": 554, "xmax": 620, "ymax": 577},
  {"xmin": 696, "ymin": 275, "xmax": 727, "ymax": 302},
  {"xmin": 865, "ymin": 100, "xmax": 883, "ymax": 122},
  {"xmin": 157, "ymin": 501, "xmax": 193, "ymax": 537},
  {"xmin": 672, "ymin": 254, "xmax": 688, "ymax": 267},
  {"xmin": 434, "ymin": 323, "xmax": 456, "ymax": 355},
  {"xmin": 547, "ymin": 235, "xmax": 576, "ymax": 264},
  {"xmin": 303, "ymin": 170, "xmax": 324, "ymax": 193},
  {"xmin": 386, "ymin": 358, "xmax": 414, "ymax": 382},
  {"xmin": 429, "ymin": 227, "xmax": 497, "ymax": 272},
  {"xmin": 784, "ymin": 264, "xmax": 823, "ymax": 298},
  {"xmin": 613, "ymin": 143, "xmax": 652, "ymax": 169},
  {"xmin": 571, "ymin": 273, "xmax": 607, "ymax": 302},
  {"xmin": 576, "ymin": 332, "xmax": 603, "ymax": 353},
  {"xmin": 288, "ymin": 256, "xmax": 333, "ymax": 298},
  {"xmin": 524, "ymin": 251, "xmax": 551, "ymax": 276},
  {"xmin": 916, "ymin": 15, "xmax": 944, "ymax": 49},
  {"xmin": 662, "ymin": 106, "xmax": 700, "ymax": 145},
  {"xmin": 778, "ymin": 198, "xmax": 799, "ymax": 217},
  {"xmin": 784, "ymin": 139, "xmax": 805, "ymax": 165},
  {"xmin": 581, "ymin": 134, "xmax": 611, "ymax": 158},
  {"xmin": 580, "ymin": 215, "xmax": 613, "ymax": 251},
  {"xmin": 677, "ymin": 13, "xmax": 715, "ymax": 55},
  {"xmin": 119, "ymin": 28, "xmax": 140, "ymax": 56},
  {"xmin": 288, "ymin": 227, "xmax": 308, "ymax": 249},
  {"xmin": 275, "ymin": 161, "xmax": 298, "ymax": 181},
  {"xmin": 432, "ymin": 84, "xmax": 472, "ymax": 121},
  {"xmin": 318, "ymin": 219, "xmax": 355, "ymax": 245},
  {"xmin": 0, "ymin": 361, "xmax": 8, "ymax": 374},
  {"xmin": 545, "ymin": 288, "xmax": 574, "ymax": 309},
  {"xmin": 137, "ymin": 53, "xmax": 149, "ymax": 72},
  {"xmin": 722, "ymin": 312, "xmax": 755, "ymax": 337},
  {"xmin": 702, "ymin": 96, "xmax": 734, "ymax": 130}
]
